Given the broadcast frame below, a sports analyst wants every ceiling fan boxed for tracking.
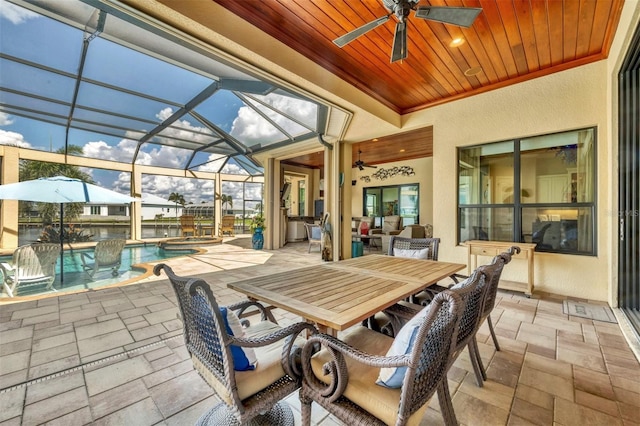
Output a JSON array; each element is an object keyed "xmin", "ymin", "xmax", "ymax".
[
  {"xmin": 333, "ymin": 0, "xmax": 482, "ymax": 63},
  {"xmin": 355, "ymin": 150, "xmax": 377, "ymax": 171}
]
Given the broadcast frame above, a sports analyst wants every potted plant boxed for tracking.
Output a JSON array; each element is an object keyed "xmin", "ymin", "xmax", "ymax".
[{"xmin": 250, "ymin": 214, "xmax": 265, "ymax": 249}]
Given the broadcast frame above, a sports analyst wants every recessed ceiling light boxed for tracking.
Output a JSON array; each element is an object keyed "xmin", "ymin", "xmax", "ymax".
[
  {"xmin": 450, "ymin": 38, "xmax": 465, "ymax": 47},
  {"xmin": 372, "ymin": 138, "xmax": 378, "ymax": 142},
  {"xmin": 464, "ymin": 66, "xmax": 483, "ymax": 76},
  {"xmin": 399, "ymin": 149, "xmax": 406, "ymax": 153}
]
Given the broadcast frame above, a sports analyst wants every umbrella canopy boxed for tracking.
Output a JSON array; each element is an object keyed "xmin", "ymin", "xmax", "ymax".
[
  {"xmin": 0, "ymin": 175, "xmax": 137, "ymax": 204},
  {"xmin": 0, "ymin": 176, "xmax": 138, "ymax": 285}
]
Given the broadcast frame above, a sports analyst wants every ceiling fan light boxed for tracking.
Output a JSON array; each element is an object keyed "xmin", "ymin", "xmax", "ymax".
[{"xmin": 464, "ymin": 66, "xmax": 483, "ymax": 76}]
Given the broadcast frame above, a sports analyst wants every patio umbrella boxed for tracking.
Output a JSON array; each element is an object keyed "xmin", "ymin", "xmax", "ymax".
[{"xmin": 0, "ymin": 175, "xmax": 138, "ymax": 284}]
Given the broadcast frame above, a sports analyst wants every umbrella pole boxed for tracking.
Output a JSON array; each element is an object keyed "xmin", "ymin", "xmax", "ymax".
[{"xmin": 60, "ymin": 203, "xmax": 64, "ymax": 285}]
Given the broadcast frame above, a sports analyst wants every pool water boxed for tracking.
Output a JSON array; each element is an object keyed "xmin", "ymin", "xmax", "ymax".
[{"xmin": 0, "ymin": 244, "xmax": 196, "ymax": 299}]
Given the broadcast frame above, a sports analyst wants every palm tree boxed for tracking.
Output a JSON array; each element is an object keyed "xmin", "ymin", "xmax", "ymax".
[
  {"xmin": 168, "ymin": 192, "xmax": 186, "ymax": 218},
  {"xmin": 216, "ymin": 193, "xmax": 233, "ymax": 214},
  {"xmin": 19, "ymin": 145, "xmax": 94, "ymax": 225}
]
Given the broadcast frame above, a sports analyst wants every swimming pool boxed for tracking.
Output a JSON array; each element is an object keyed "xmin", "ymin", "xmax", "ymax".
[{"xmin": 0, "ymin": 243, "xmax": 196, "ymax": 299}]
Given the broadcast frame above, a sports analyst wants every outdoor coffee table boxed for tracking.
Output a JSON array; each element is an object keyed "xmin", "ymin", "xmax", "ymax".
[{"xmin": 228, "ymin": 255, "xmax": 465, "ymax": 335}]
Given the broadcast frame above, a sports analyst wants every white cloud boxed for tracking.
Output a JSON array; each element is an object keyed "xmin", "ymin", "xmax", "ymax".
[
  {"xmin": 0, "ymin": 129, "xmax": 31, "ymax": 148},
  {"xmin": 0, "ymin": 0, "xmax": 39, "ymax": 24},
  {"xmin": 229, "ymin": 94, "xmax": 316, "ymax": 146},
  {"xmin": 0, "ymin": 112, "xmax": 15, "ymax": 126}
]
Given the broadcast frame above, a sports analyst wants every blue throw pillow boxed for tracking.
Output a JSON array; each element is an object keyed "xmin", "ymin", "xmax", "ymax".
[
  {"xmin": 192, "ymin": 294, "xmax": 257, "ymax": 371},
  {"xmin": 376, "ymin": 306, "xmax": 429, "ymax": 388}
]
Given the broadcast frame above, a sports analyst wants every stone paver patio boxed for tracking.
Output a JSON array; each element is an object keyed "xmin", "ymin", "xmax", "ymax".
[{"xmin": 1, "ymin": 237, "xmax": 638, "ymax": 425}]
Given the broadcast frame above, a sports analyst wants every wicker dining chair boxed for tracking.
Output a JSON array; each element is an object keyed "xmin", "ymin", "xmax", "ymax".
[
  {"xmin": 364, "ymin": 236, "xmax": 443, "ymax": 334},
  {"xmin": 385, "ymin": 261, "xmax": 503, "ymax": 388},
  {"xmin": 299, "ymin": 290, "xmax": 463, "ymax": 426},
  {"xmin": 153, "ymin": 264, "xmax": 316, "ymax": 425},
  {"xmin": 414, "ymin": 246, "xmax": 520, "ymax": 352}
]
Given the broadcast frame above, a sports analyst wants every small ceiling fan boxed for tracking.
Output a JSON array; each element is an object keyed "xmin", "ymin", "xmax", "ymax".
[
  {"xmin": 355, "ymin": 150, "xmax": 377, "ymax": 171},
  {"xmin": 333, "ymin": 0, "xmax": 482, "ymax": 63}
]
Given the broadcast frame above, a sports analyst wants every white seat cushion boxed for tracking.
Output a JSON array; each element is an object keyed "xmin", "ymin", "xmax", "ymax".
[
  {"xmin": 195, "ymin": 320, "xmax": 305, "ymax": 405},
  {"xmin": 310, "ymin": 326, "xmax": 430, "ymax": 426}
]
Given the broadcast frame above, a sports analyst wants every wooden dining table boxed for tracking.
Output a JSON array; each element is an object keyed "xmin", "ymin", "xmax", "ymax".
[{"xmin": 227, "ymin": 254, "xmax": 466, "ymax": 335}]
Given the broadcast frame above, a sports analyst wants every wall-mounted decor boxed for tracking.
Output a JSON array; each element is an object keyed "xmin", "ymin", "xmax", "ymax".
[{"xmin": 359, "ymin": 166, "xmax": 415, "ymax": 183}]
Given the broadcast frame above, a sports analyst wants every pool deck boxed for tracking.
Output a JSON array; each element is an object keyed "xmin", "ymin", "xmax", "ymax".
[{"xmin": 1, "ymin": 236, "xmax": 639, "ymax": 425}]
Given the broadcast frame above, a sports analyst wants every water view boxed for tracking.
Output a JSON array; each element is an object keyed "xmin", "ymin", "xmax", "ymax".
[
  {"xmin": 17, "ymin": 224, "xmax": 187, "ymax": 246},
  {"xmin": 0, "ymin": 243, "xmax": 196, "ymax": 299}
]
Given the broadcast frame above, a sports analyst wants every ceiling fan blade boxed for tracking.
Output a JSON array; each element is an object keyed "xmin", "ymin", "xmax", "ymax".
[
  {"xmin": 391, "ymin": 21, "xmax": 407, "ymax": 62},
  {"xmin": 414, "ymin": 6, "xmax": 482, "ymax": 28},
  {"xmin": 333, "ymin": 15, "xmax": 390, "ymax": 47}
]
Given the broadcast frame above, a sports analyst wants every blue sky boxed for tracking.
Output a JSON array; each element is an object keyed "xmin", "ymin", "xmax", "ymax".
[{"xmin": 0, "ymin": 0, "xmax": 318, "ymax": 205}]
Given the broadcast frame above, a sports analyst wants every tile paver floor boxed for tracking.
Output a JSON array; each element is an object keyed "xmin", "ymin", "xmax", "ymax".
[{"xmin": 1, "ymin": 237, "xmax": 639, "ymax": 425}]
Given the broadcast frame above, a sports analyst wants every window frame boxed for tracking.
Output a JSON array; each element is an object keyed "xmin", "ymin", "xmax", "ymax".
[{"xmin": 457, "ymin": 127, "xmax": 597, "ymax": 256}]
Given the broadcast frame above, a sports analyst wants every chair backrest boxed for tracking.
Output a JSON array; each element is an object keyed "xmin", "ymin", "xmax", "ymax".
[
  {"xmin": 153, "ymin": 264, "xmax": 239, "ymax": 401},
  {"xmin": 304, "ymin": 223, "xmax": 322, "ymax": 241},
  {"xmin": 399, "ymin": 290, "xmax": 463, "ymax": 422},
  {"xmin": 388, "ymin": 236, "xmax": 440, "ymax": 260},
  {"xmin": 13, "ymin": 243, "xmax": 59, "ymax": 280},
  {"xmin": 221, "ymin": 215, "xmax": 235, "ymax": 226},
  {"xmin": 382, "ymin": 215, "xmax": 402, "ymax": 233},
  {"xmin": 94, "ymin": 239, "xmax": 126, "ymax": 266},
  {"xmin": 481, "ymin": 246, "xmax": 520, "ymax": 317},
  {"xmin": 180, "ymin": 215, "xmax": 196, "ymax": 229},
  {"xmin": 447, "ymin": 267, "xmax": 489, "ymax": 352}
]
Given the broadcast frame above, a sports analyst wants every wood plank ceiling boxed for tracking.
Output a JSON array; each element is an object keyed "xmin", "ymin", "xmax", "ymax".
[{"xmin": 211, "ymin": 0, "xmax": 623, "ymax": 167}]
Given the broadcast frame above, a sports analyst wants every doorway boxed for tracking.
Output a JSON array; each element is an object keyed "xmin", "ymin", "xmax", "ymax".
[{"xmin": 618, "ymin": 22, "xmax": 640, "ymax": 334}]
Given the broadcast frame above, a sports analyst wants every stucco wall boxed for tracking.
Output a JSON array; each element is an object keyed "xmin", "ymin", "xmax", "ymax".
[
  {"xmin": 350, "ymin": 157, "xmax": 434, "ymax": 226},
  {"xmin": 405, "ymin": 61, "xmax": 611, "ymax": 300}
]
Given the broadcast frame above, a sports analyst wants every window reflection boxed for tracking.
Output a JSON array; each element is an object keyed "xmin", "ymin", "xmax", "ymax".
[{"xmin": 458, "ymin": 128, "xmax": 596, "ymax": 255}]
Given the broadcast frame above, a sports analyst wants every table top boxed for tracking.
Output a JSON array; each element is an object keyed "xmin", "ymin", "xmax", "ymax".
[{"xmin": 228, "ymin": 255, "xmax": 465, "ymax": 332}]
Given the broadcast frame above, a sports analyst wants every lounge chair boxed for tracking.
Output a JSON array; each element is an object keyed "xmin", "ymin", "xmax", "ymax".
[
  {"xmin": 1, "ymin": 243, "xmax": 59, "ymax": 297},
  {"xmin": 81, "ymin": 239, "xmax": 126, "ymax": 277},
  {"xmin": 218, "ymin": 215, "xmax": 235, "ymax": 236}
]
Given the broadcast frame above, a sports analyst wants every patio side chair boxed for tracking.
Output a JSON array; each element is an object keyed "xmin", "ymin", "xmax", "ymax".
[
  {"xmin": 218, "ymin": 215, "xmax": 235, "ymax": 236},
  {"xmin": 81, "ymin": 238, "xmax": 126, "ymax": 277},
  {"xmin": 153, "ymin": 264, "xmax": 316, "ymax": 425},
  {"xmin": 0, "ymin": 243, "xmax": 59, "ymax": 297},
  {"xmin": 304, "ymin": 222, "xmax": 322, "ymax": 253},
  {"xmin": 299, "ymin": 290, "xmax": 463, "ymax": 426},
  {"xmin": 180, "ymin": 215, "xmax": 197, "ymax": 237}
]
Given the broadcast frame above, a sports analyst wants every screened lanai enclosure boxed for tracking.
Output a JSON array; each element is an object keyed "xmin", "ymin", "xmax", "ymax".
[{"xmin": 0, "ymin": 0, "xmax": 332, "ymax": 247}]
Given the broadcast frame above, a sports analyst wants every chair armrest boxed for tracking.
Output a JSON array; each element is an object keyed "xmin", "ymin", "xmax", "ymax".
[
  {"xmin": 369, "ymin": 229, "xmax": 382, "ymax": 235},
  {"xmin": 388, "ymin": 230, "xmax": 402, "ymax": 235},
  {"xmin": 228, "ymin": 321, "xmax": 318, "ymax": 379},
  {"xmin": 0, "ymin": 262, "xmax": 14, "ymax": 273},
  {"xmin": 80, "ymin": 252, "xmax": 94, "ymax": 265},
  {"xmin": 300, "ymin": 332, "xmax": 410, "ymax": 400},
  {"xmin": 229, "ymin": 299, "xmax": 278, "ymax": 324}
]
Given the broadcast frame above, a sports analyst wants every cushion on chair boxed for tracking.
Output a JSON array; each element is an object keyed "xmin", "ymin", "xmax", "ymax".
[
  {"xmin": 393, "ymin": 247, "xmax": 430, "ymax": 259},
  {"xmin": 310, "ymin": 326, "xmax": 429, "ymax": 426},
  {"xmin": 311, "ymin": 226, "xmax": 322, "ymax": 239},
  {"xmin": 192, "ymin": 294, "xmax": 257, "ymax": 371},
  {"xmin": 195, "ymin": 320, "xmax": 305, "ymax": 406},
  {"xmin": 377, "ymin": 305, "xmax": 429, "ymax": 388}
]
